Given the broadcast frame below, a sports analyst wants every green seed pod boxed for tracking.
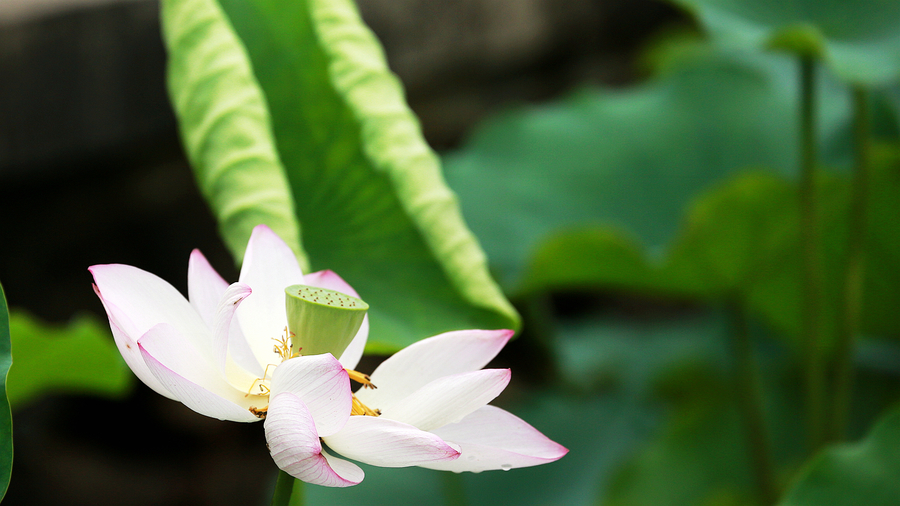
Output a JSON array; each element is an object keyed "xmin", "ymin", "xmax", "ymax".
[{"xmin": 285, "ymin": 284, "xmax": 368, "ymax": 358}]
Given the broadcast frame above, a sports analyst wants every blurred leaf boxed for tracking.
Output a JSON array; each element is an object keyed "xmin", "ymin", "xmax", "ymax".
[
  {"xmin": 857, "ymin": 146, "xmax": 900, "ymax": 338},
  {"xmin": 6, "ymin": 311, "xmax": 132, "ymax": 408},
  {"xmin": 520, "ymin": 227, "xmax": 659, "ymax": 296},
  {"xmin": 670, "ymin": 0, "xmax": 900, "ymax": 85},
  {"xmin": 603, "ymin": 356, "xmax": 809, "ymax": 506},
  {"xmin": 0, "ymin": 284, "xmax": 11, "ymax": 501},
  {"xmin": 525, "ymin": 152, "xmax": 900, "ymax": 353},
  {"xmin": 445, "ymin": 46, "xmax": 851, "ymax": 290},
  {"xmin": 778, "ymin": 404, "xmax": 900, "ymax": 506},
  {"xmin": 161, "ymin": 0, "xmax": 306, "ymax": 268},
  {"xmin": 214, "ymin": 0, "xmax": 518, "ymax": 352},
  {"xmin": 604, "ymin": 372, "xmax": 756, "ymax": 506},
  {"xmin": 666, "ymin": 172, "xmax": 798, "ymax": 297},
  {"xmin": 740, "ymin": 152, "xmax": 900, "ymax": 348},
  {"xmin": 555, "ymin": 312, "xmax": 729, "ymax": 394}
]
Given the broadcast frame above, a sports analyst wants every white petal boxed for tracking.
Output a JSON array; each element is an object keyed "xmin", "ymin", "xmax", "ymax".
[
  {"xmin": 320, "ymin": 449, "xmax": 365, "ymax": 485},
  {"xmin": 266, "ymin": 392, "xmax": 363, "ymax": 487},
  {"xmin": 138, "ymin": 323, "xmax": 258, "ymax": 422},
  {"xmin": 187, "ymin": 249, "xmax": 229, "ymax": 329},
  {"xmin": 303, "ymin": 270, "xmax": 369, "ymax": 370},
  {"xmin": 379, "ymin": 369, "xmax": 511, "ymax": 431},
  {"xmin": 270, "ymin": 354, "xmax": 351, "ymax": 437},
  {"xmin": 90, "ymin": 264, "xmax": 213, "ymax": 357},
  {"xmin": 236, "ymin": 225, "xmax": 304, "ymax": 369},
  {"xmin": 323, "ymin": 416, "xmax": 460, "ymax": 467},
  {"xmin": 358, "ymin": 329, "xmax": 512, "ymax": 408},
  {"xmin": 212, "ymin": 283, "xmax": 263, "ymax": 381},
  {"xmin": 94, "ymin": 287, "xmax": 176, "ymax": 400},
  {"xmin": 423, "ymin": 405, "xmax": 568, "ymax": 472}
]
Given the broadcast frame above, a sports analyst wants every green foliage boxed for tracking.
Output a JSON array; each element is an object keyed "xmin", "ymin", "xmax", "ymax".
[
  {"xmin": 520, "ymin": 228, "xmax": 661, "ymax": 296},
  {"xmin": 669, "ymin": 0, "xmax": 900, "ymax": 85},
  {"xmin": 517, "ymin": 150, "xmax": 900, "ymax": 354},
  {"xmin": 779, "ymin": 405, "xmax": 900, "ymax": 506},
  {"xmin": 0, "ymin": 285, "xmax": 12, "ymax": 501},
  {"xmin": 604, "ymin": 368, "xmax": 761, "ymax": 506},
  {"xmin": 161, "ymin": 0, "xmax": 518, "ymax": 352},
  {"xmin": 6, "ymin": 311, "xmax": 132, "ymax": 408},
  {"xmin": 161, "ymin": 0, "xmax": 306, "ymax": 269},
  {"xmin": 445, "ymin": 46, "xmax": 852, "ymax": 290}
]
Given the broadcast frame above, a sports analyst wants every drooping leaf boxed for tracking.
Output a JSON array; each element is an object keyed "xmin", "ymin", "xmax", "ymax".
[
  {"xmin": 6, "ymin": 311, "xmax": 132, "ymax": 408},
  {"xmin": 779, "ymin": 404, "xmax": 900, "ymax": 506},
  {"xmin": 445, "ymin": 45, "xmax": 851, "ymax": 289},
  {"xmin": 161, "ymin": 0, "xmax": 306, "ymax": 268},
  {"xmin": 215, "ymin": 0, "xmax": 518, "ymax": 351},
  {"xmin": 0, "ymin": 284, "xmax": 12, "ymax": 501},
  {"xmin": 670, "ymin": 0, "xmax": 900, "ymax": 85}
]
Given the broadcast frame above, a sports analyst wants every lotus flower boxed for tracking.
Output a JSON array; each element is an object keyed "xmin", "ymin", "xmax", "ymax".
[
  {"xmin": 91, "ymin": 224, "xmax": 566, "ymax": 488},
  {"xmin": 267, "ymin": 329, "xmax": 569, "ymax": 485},
  {"xmin": 90, "ymin": 225, "xmax": 373, "ymax": 485}
]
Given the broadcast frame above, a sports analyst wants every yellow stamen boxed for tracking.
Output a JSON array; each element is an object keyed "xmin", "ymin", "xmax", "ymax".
[
  {"xmin": 346, "ymin": 369, "xmax": 377, "ymax": 389},
  {"xmin": 351, "ymin": 394, "xmax": 380, "ymax": 416},
  {"xmin": 250, "ymin": 406, "xmax": 268, "ymax": 419},
  {"xmin": 272, "ymin": 327, "xmax": 299, "ymax": 361},
  {"xmin": 244, "ymin": 363, "xmax": 277, "ymax": 397}
]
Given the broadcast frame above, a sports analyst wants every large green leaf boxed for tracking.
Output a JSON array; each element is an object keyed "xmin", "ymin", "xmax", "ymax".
[
  {"xmin": 215, "ymin": 0, "xmax": 517, "ymax": 351},
  {"xmin": 0, "ymin": 284, "xmax": 11, "ymax": 501},
  {"xmin": 670, "ymin": 0, "xmax": 900, "ymax": 85},
  {"xmin": 161, "ymin": 0, "xmax": 306, "ymax": 268},
  {"xmin": 779, "ymin": 404, "xmax": 900, "ymax": 506},
  {"xmin": 445, "ymin": 45, "xmax": 851, "ymax": 290},
  {"xmin": 6, "ymin": 311, "xmax": 132, "ymax": 408}
]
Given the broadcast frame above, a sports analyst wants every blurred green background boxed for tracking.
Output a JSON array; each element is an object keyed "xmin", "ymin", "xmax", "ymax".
[{"xmin": 2, "ymin": 0, "xmax": 900, "ymax": 504}]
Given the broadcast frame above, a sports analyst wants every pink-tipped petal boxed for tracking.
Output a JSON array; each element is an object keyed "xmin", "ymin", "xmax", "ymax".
[
  {"xmin": 187, "ymin": 249, "xmax": 229, "ymax": 329},
  {"xmin": 378, "ymin": 369, "xmax": 511, "ymax": 432},
  {"xmin": 423, "ymin": 405, "xmax": 568, "ymax": 473},
  {"xmin": 138, "ymin": 323, "xmax": 258, "ymax": 422},
  {"xmin": 323, "ymin": 416, "xmax": 460, "ymax": 468},
  {"xmin": 358, "ymin": 330, "xmax": 512, "ymax": 408},
  {"xmin": 303, "ymin": 270, "xmax": 368, "ymax": 370},
  {"xmin": 212, "ymin": 283, "xmax": 262, "ymax": 379},
  {"xmin": 96, "ymin": 289, "xmax": 176, "ymax": 400},
  {"xmin": 266, "ymin": 392, "xmax": 363, "ymax": 487},
  {"xmin": 270, "ymin": 354, "xmax": 352, "ymax": 437},
  {"xmin": 90, "ymin": 264, "xmax": 212, "ymax": 355},
  {"xmin": 236, "ymin": 225, "xmax": 304, "ymax": 368}
]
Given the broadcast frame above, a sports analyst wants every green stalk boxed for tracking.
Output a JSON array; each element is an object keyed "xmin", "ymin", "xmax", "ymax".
[
  {"xmin": 829, "ymin": 87, "xmax": 870, "ymax": 442},
  {"xmin": 271, "ymin": 470, "xmax": 303, "ymax": 506},
  {"xmin": 798, "ymin": 55, "xmax": 825, "ymax": 451},
  {"xmin": 731, "ymin": 299, "xmax": 777, "ymax": 505}
]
